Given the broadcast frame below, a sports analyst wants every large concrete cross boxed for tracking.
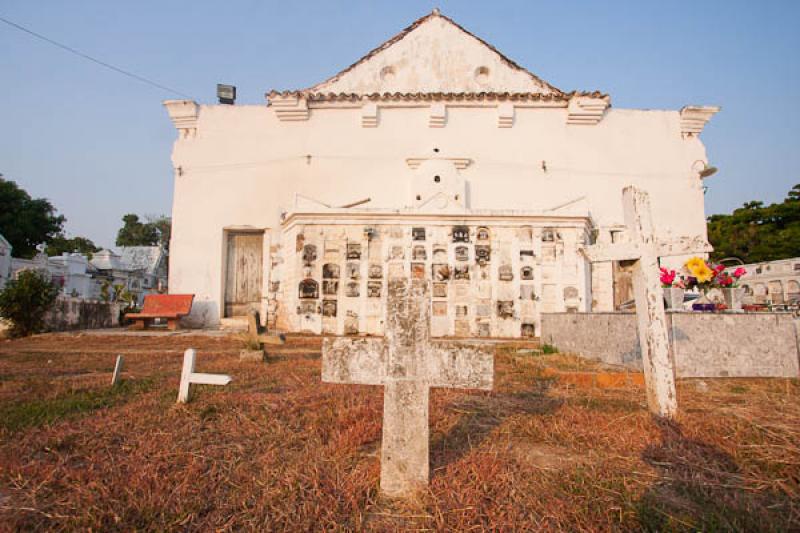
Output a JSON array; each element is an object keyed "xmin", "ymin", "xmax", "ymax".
[
  {"xmin": 581, "ymin": 186, "xmax": 712, "ymax": 419},
  {"xmin": 322, "ymin": 278, "xmax": 494, "ymax": 498}
]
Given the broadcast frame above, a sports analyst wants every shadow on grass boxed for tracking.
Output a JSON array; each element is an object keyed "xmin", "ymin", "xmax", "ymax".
[
  {"xmin": 430, "ymin": 377, "xmax": 562, "ymax": 474},
  {"xmin": 0, "ymin": 379, "xmax": 154, "ymax": 434},
  {"xmin": 635, "ymin": 418, "xmax": 796, "ymax": 531}
]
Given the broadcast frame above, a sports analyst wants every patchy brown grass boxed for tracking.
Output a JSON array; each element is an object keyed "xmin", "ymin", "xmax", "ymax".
[{"xmin": 0, "ymin": 333, "xmax": 797, "ymax": 531}]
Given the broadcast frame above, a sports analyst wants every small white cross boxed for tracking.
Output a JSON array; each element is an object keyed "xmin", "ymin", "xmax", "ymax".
[{"xmin": 177, "ymin": 348, "xmax": 232, "ymax": 403}]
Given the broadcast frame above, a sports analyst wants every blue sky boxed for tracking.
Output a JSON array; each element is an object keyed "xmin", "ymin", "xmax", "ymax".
[{"xmin": 1, "ymin": 1, "xmax": 798, "ymax": 248}]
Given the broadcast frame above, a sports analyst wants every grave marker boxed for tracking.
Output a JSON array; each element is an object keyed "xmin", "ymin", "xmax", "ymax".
[
  {"xmin": 177, "ymin": 348, "xmax": 232, "ymax": 403},
  {"xmin": 581, "ymin": 186, "xmax": 711, "ymax": 418},
  {"xmin": 323, "ymin": 278, "xmax": 493, "ymax": 497},
  {"xmin": 111, "ymin": 355, "xmax": 124, "ymax": 386}
]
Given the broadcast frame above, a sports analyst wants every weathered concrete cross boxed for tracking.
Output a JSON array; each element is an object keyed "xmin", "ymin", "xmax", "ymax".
[
  {"xmin": 581, "ymin": 186, "xmax": 712, "ymax": 418},
  {"xmin": 322, "ymin": 278, "xmax": 494, "ymax": 498}
]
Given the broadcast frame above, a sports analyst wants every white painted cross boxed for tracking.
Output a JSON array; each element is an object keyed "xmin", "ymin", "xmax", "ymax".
[
  {"xmin": 177, "ymin": 348, "xmax": 232, "ymax": 403},
  {"xmin": 581, "ymin": 186, "xmax": 712, "ymax": 418},
  {"xmin": 110, "ymin": 355, "xmax": 124, "ymax": 386},
  {"xmin": 322, "ymin": 278, "xmax": 493, "ymax": 498}
]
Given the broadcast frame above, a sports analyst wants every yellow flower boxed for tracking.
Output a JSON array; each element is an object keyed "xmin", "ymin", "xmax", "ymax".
[
  {"xmin": 685, "ymin": 256, "xmax": 705, "ymax": 274},
  {"xmin": 695, "ymin": 265, "xmax": 714, "ymax": 283}
]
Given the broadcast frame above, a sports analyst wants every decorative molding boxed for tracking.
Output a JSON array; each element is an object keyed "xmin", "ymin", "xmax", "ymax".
[
  {"xmin": 497, "ymin": 102, "xmax": 514, "ymax": 128},
  {"xmin": 566, "ymin": 96, "xmax": 610, "ymax": 125},
  {"xmin": 163, "ymin": 100, "xmax": 199, "ymax": 139},
  {"xmin": 680, "ymin": 105, "xmax": 720, "ymax": 138},
  {"xmin": 270, "ymin": 94, "xmax": 310, "ymax": 121},
  {"xmin": 429, "ymin": 103, "xmax": 446, "ymax": 127},
  {"xmin": 405, "ymin": 157, "xmax": 472, "ymax": 170},
  {"xmin": 361, "ymin": 102, "xmax": 378, "ymax": 127}
]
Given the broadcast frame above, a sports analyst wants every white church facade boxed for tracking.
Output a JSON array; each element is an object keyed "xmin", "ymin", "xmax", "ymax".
[{"xmin": 164, "ymin": 10, "xmax": 717, "ymax": 336}]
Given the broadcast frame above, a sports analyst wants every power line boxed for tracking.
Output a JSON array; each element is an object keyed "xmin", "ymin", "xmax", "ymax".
[{"xmin": 0, "ymin": 14, "xmax": 193, "ymax": 99}]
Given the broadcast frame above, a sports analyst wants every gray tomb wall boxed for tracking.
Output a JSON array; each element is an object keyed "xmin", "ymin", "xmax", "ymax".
[{"xmin": 541, "ymin": 312, "xmax": 800, "ymax": 378}]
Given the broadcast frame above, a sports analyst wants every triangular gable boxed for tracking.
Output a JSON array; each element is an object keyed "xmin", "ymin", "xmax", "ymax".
[{"xmin": 306, "ymin": 10, "xmax": 562, "ymax": 95}]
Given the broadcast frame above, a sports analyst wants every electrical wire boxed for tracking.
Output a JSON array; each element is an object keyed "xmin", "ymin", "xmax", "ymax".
[{"xmin": 0, "ymin": 14, "xmax": 193, "ymax": 99}]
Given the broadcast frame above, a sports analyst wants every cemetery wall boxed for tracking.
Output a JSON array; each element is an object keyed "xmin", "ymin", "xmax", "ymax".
[
  {"xmin": 45, "ymin": 296, "xmax": 123, "ymax": 332},
  {"xmin": 276, "ymin": 217, "xmax": 592, "ymax": 337},
  {"xmin": 541, "ymin": 312, "xmax": 800, "ymax": 378}
]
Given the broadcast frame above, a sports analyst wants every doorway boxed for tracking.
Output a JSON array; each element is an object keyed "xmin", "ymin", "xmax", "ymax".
[{"xmin": 224, "ymin": 231, "xmax": 263, "ymax": 317}]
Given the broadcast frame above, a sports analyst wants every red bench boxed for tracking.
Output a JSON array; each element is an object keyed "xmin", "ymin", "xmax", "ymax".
[{"xmin": 125, "ymin": 294, "xmax": 194, "ymax": 330}]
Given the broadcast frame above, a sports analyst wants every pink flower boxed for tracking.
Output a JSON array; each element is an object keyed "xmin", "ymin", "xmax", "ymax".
[
  {"xmin": 714, "ymin": 264, "xmax": 726, "ymax": 273},
  {"xmin": 733, "ymin": 267, "xmax": 746, "ymax": 278},
  {"xmin": 659, "ymin": 267, "xmax": 676, "ymax": 287}
]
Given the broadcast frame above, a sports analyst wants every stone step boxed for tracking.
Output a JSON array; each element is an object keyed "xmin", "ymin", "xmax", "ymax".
[{"xmin": 219, "ymin": 317, "xmax": 249, "ymax": 332}]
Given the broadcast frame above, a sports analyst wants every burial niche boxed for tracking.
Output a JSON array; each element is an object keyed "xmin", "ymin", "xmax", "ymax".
[
  {"xmin": 412, "ymin": 245, "xmax": 427, "ymax": 261},
  {"xmin": 367, "ymin": 281, "xmax": 382, "ymax": 298},
  {"xmin": 412, "ymin": 227, "xmax": 426, "ymax": 241},
  {"xmin": 322, "ymin": 300, "xmax": 337, "ymax": 317},
  {"xmin": 452, "ymin": 225, "xmax": 469, "ymax": 243},
  {"xmin": 475, "ymin": 245, "xmax": 490, "ymax": 264},
  {"xmin": 453, "ymin": 265, "xmax": 470, "ymax": 280},
  {"xmin": 499, "ymin": 264, "xmax": 513, "ymax": 281},
  {"xmin": 323, "ymin": 280, "xmax": 338, "ymax": 295},
  {"xmin": 323, "ymin": 263, "xmax": 340, "ymax": 279},
  {"xmin": 346, "ymin": 262, "xmax": 361, "ymax": 279},
  {"xmin": 369, "ymin": 264, "xmax": 383, "ymax": 279},
  {"xmin": 521, "ymin": 266, "xmax": 534, "ymax": 280},
  {"xmin": 476, "ymin": 226, "xmax": 490, "ymax": 241},
  {"xmin": 298, "ymin": 279, "xmax": 319, "ymax": 299},
  {"xmin": 521, "ymin": 323, "xmax": 536, "ymax": 338},
  {"xmin": 347, "ymin": 243, "xmax": 362, "ymax": 260},
  {"xmin": 303, "ymin": 244, "xmax": 317, "ymax": 264},
  {"xmin": 496, "ymin": 300, "xmax": 514, "ymax": 318},
  {"xmin": 455, "ymin": 246, "xmax": 469, "ymax": 262},
  {"xmin": 346, "ymin": 281, "xmax": 360, "ymax": 297}
]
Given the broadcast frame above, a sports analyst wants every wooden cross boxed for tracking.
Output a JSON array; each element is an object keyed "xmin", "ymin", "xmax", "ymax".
[
  {"xmin": 177, "ymin": 348, "xmax": 232, "ymax": 403},
  {"xmin": 322, "ymin": 278, "xmax": 493, "ymax": 498},
  {"xmin": 581, "ymin": 186, "xmax": 712, "ymax": 418}
]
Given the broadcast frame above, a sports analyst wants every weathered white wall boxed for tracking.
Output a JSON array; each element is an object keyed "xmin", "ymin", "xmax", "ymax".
[{"xmin": 167, "ymin": 101, "xmax": 711, "ymax": 327}]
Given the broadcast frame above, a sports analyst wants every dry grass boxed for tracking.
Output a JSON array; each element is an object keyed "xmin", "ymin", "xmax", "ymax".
[{"xmin": 0, "ymin": 332, "xmax": 797, "ymax": 531}]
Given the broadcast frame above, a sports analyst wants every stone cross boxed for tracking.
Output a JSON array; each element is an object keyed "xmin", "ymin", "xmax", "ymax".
[
  {"xmin": 177, "ymin": 348, "xmax": 232, "ymax": 403},
  {"xmin": 322, "ymin": 278, "xmax": 493, "ymax": 498},
  {"xmin": 110, "ymin": 355, "xmax": 124, "ymax": 386},
  {"xmin": 581, "ymin": 186, "xmax": 712, "ymax": 418}
]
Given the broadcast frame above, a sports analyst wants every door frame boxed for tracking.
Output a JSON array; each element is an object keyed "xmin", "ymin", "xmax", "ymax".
[{"xmin": 220, "ymin": 227, "xmax": 271, "ymax": 324}]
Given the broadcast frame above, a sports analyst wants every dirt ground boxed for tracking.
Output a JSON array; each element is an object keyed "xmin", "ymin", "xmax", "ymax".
[{"xmin": 0, "ymin": 331, "xmax": 798, "ymax": 531}]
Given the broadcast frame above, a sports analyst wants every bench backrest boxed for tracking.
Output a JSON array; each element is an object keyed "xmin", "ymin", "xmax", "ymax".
[{"xmin": 141, "ymin": 294, "xmax": 194, "ymax": 316}]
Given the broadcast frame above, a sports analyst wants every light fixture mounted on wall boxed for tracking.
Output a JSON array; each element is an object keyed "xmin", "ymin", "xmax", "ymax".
[{"xmin": 693, "ymin": 160, "xmax": 718, "ymax": 178}]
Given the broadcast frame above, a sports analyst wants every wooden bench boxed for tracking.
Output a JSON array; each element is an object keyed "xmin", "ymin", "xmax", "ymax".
[{"xmin": 125, "ymin": 294, "xmax": 194, "ymax": 330}]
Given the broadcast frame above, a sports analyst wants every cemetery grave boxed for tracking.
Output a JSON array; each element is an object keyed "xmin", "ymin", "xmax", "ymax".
[{"xmin": 0, "ymin": 331, "xmax": 797, "ymax": 530}]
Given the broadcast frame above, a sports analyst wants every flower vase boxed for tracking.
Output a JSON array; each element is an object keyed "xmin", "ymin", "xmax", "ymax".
[
  {"xmin": 723, "ymin": 287, "xmax": 745, "ymax": 311},
  {"xmin": 663, "ymin": 287, "xmax": 685, "ymax": 310},
  {"xmin": 692, "ymin": 292, "xmax": 716, "ymax": 312}
]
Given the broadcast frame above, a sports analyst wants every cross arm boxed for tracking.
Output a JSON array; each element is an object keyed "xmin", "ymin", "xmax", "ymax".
[
  {"xmin": 428, "ymin": 342, "xmax": 494, "ymax": 390},
  {"xmin": 580, "ymin": 237, "xmax": 712, "ymax": 263},
  {"xmin": 322, "ymin": 337, "xmax": 389, "ymax": 386}
]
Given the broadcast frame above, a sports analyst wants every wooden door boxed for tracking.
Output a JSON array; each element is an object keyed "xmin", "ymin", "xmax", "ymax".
[
  {"xmin": 225, "ymin": 232, "xmax": 263, "ymax": 317},
  {"xmin": 613, "ymin": 260, "xmax": 635, "ymax": 310}
]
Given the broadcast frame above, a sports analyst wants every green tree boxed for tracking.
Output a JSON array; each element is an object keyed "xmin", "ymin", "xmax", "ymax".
[
  {"xmin": 0, "ymin": 177, "xmax": 65, "ymax": 258},
  {"xmin": 708, "ymin": 184, "xmax": 800, "ymax": 263},
  {"xmin": 116, "ymin": 214, "xmax": 158, "ymax": 247},
  {"xmin": 0, "ymin": 269, "xmax": 59, "ymax": 337},
  {"xmin": 146, "ymin": 215, "xmax": 172, "ymax": 251},
  {"xmin": 45, "ymin": 235, "xmax": 100, "ymax": 258}
]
